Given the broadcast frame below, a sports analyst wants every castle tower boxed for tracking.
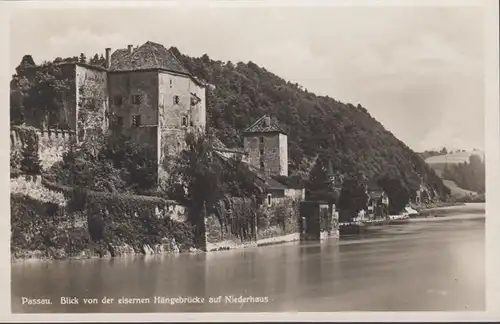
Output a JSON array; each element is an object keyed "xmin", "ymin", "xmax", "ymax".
[{"xmin": 242, "ymin": 115, "xmax": 288, "ymax": 176}]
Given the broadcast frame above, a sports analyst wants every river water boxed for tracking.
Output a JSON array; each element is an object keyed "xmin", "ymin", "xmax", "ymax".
[{"xmin": 11, "ymin": 204, "xmax": 485, "ymax": 313}]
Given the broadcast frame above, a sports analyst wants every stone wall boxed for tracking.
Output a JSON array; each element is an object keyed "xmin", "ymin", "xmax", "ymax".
[
  {"xmin": 11, "ymin": 178, "xmax": 196, "ymax": 261},
  {"xmin": 158, "ymin": 71, "xmax": 206, "ymax": 173},
  {"xmin": 204, "ymin": 197, "xmax": 301, "ymax": 251},
  {"xmin": 108, "ymin": 71, "xmax": 157, "ymax": 129},
  {"xmin": 11, "ymin": 125, "xmax": 74, "ymax": 171},
  {"xmin": 243, "ymin": 133, "xmax": 288, "ymax": 176},
  {"xmin": 75, "ymin": 65, "xmax": 109, "ymax": 139}
]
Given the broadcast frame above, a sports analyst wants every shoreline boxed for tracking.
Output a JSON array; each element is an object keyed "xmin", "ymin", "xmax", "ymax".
[
  {"xmin": 12, "ymin": 231, "xmax": 341, "ymax": 263},
  {"xmin": 11, "ymin": 201, "xmax": 482, "ymax": 264}
]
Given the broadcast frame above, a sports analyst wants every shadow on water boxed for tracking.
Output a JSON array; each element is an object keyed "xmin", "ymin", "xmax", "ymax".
[{"xmin": 12, "ymin": 212, "xmax": 484, "ymax": 313}]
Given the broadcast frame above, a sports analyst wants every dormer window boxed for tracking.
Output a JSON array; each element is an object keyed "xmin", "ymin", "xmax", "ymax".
[
  {"xmin": 190, "ymin": 93, "xmax": 201, "ymax": 106},
  {"xmin": 132, "ymin": 95, "xmax": 141, "ymax": 105},
  {"xmin": 132, "ymin": 115, "xmax": 141, "ymax": 127}
]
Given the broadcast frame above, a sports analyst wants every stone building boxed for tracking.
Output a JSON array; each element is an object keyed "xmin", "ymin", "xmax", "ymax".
[
  {"xmin": 55, "ymin": 41, "xmax": 206, "ymax": 182},
  {"xmin": 242, "ymin": 115, "xmax": 288, "ymax": 177},
  {"xmin": 28, "ymin": 40, "xmax": 303, "ymax": 201},
  {"xmin": 212, "ymin": 114, "xmax": 304, "ymax": 206}
]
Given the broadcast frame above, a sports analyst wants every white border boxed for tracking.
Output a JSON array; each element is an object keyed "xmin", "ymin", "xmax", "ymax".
[{"xmin": 1, "ymin": 0, "xmax": 498, "ymax": 322}]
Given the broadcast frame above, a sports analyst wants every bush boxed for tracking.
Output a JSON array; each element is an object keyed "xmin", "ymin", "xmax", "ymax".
[{"xmin": 15, "ymin": 126, "xmax": 42, "ymax": 176}]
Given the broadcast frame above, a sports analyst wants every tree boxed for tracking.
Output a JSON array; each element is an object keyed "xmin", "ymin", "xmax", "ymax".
[
  {"xmin": 10, "ymin": 58, "xmax": 71, "ymax": 128},
  {"xmin": 46, "ymin": 132, "xmax": 157, "ymax": 194},
  {"xmin": 165, "ymin": 133, "xmax": 224, "ymax": 247},
  {"xmin": 79, "ymin": 53, "xmax": 87, "ymax": 64},
  {"xmin": 20, "ymin": 131, "xmax": 41, "ymax": 176},
  {"xmin": 90, "ymin": 54, "xmax": 99, "ymax": 65},
  {"xmin": 377, "ymin": 175, "xmax": 411, "ymax": 214},
  {"xmin": 337, "ymin": 174, "xmax": 368, "ymax": 221}
]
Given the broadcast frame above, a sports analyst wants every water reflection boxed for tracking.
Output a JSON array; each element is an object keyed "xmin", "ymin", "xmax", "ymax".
[{"xmin": 12, "ymin": 214, "xmax": 485, "ymax": 313}]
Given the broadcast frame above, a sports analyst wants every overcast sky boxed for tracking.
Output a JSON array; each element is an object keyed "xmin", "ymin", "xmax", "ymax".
[{"xmin": 9, "ymin": 4, "xmax": 485, "ymax": 152}]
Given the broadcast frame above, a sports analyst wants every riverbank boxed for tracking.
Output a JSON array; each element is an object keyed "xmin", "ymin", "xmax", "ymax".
[{"xmin": 417, "ymin": 202, "xmax": 484, "ymax": 217}]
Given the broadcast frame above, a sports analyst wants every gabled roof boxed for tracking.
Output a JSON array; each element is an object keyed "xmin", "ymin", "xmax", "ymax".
[
  {"xmin": 213, "ymin": 150, "xmax": 291, "ymax": 191},
  {"xmin": 210, "ymin": 135, "xmax": 247, "ymax": 154},
  {"xmin": 243, "ymin": 115, "xmax": 286, "ymax": 135},
  {"xmin": 245, "ymin": 164, "xmax": 289, "ymax": 190},
  {"xmin": 109, "ymin": 41, "xmax": 190, "ymax": 75}
]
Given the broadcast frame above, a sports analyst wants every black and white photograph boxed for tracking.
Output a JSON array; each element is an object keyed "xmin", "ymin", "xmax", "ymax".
[{"xmin": 5, "ymin": 0, "xmax": 499, "ymax": 319}]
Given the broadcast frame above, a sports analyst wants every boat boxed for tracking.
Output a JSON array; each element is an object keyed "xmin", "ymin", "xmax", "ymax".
[
  {"xmin": 339, "ymin": 220, "xmax": 366, "ymax": 235},
  {"xmin": 388, "ymin": 213, "xmax": 411, "ymax": 225},
  {"xmin": 404, "ymin": 206, "xmax": 420, "ymax": 218}
]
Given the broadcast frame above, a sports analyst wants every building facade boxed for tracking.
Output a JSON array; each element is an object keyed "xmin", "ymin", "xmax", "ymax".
[
  {"xmin": 242, "ymin": 115, "xmax": 288, "ymax": 177},
  {"xmin": 55, "ymin": 41, "xmax": 206, "ymax": 183}
]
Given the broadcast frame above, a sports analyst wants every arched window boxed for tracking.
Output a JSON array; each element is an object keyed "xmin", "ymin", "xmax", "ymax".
[{"xmin": 267, "ymin": 194, "xmax": 272, "ymax": 207}]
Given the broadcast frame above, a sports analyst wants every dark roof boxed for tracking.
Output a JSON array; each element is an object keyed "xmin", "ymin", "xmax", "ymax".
[
  {"xmin": 210, "ymin": 135, "xmax": 228, "ymax": 150},
  {"xmin": 109, "ymin": 41, "xmax": 190, "ymax": 75},
  {"xmin": 243, "ymin": 115, "xmax": 286, "ymax": 135},
  {"xmin": 368, "ymin": 191, "xmax": 383, "ymax": 199},
  {"xmin": 210, "ymin": 135, "xmax": 246, "ymax": 154},
  {"xmin": 245, "ymin": 164, "xmax": 289, "ymax": 190},
  {"xmin": 213, "ymin": 151, "xmax": 290, "ymax": 191}
]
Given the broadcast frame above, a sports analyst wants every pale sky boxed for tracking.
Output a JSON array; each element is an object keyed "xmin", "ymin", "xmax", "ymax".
[{"xmin": 9, "ymin": 4, "xmax": 485, "ymax": 152}]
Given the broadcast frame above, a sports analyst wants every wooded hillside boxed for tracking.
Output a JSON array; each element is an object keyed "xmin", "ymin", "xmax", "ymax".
[{"xmin": 170, "ymin": 48, "xmax": 449, "ymax": 198}]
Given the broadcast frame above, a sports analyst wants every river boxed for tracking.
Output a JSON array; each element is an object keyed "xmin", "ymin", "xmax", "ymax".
[{"xmin": 11, "ymin": 203, "xmax": 485, "ymax": 313}]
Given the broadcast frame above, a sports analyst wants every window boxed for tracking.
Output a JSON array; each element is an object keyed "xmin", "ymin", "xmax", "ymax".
[
  {"xmin": 260, "ymin": 148, "xmax": 264, "ymax": 156},
  {"xmin": 260, "ymin": 161, "xmax": 265, "ymax": 169},
  {"xmin": 259, "ymin": 136, "xmax": 264, "ymax": 144},
  {"xmin": 173, "ymin": 95, "xmax": 180, "ymax": 104},
  {"xmin": 181, "ymin": 116, "xmax": 188, "ymax": 127},
  {"xmin": 132, "ymin": 115, "xmax": 141, "ymax": 127},
  {"xmin": 113, "ymin": 95, "xmax": 123, "ymax": 106},
  {"xmin": 190, "ymin": 120, "xmax": 194, "ymax": 127},
  {"xmin": 132, "ymin": 95, "xmax": 141, "ymax": 105},
  {"xmin": 169, "ymin": 79, "xmax": 173, "ymax": 88},
  {"xmin": 267, "ymin": 194, "xmax": 272, "ymax": 207}
]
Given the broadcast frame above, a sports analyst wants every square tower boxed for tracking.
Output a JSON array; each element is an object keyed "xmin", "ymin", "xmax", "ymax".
[{"xmin": 243, "ymin": 115, "xmax": 288, "ymax": 177}]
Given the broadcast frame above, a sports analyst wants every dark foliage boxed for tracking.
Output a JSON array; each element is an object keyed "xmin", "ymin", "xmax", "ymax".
[
  {"xmin": 442, "ymin": 154, "xmax": 485, "ymax": 194},
  {"xmin": 337, "ymin": 174, "xmax": 369, "ymax": 221},
  {"xmin": 376, "ymin": 175, "xmax": 411, "ymax": 214},
  {"xmin": 10, "ymin": 57, "xmax": 71, "ymax": 129},
  {"xmin": 166, "ymin": 133, "xmax": 262, "ymax": 246},
  {"xmin": 18, "ymin": 127, "xmax": 41, "ymax": 176},
  {"xmin": 44, "ymin": 132, "xmax": 157, "ymax": 195}
]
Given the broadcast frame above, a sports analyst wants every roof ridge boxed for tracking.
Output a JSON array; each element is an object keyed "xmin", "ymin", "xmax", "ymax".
[{"xmin": 243, "ymin": 115, "xmax": 266, "ymax": 133}]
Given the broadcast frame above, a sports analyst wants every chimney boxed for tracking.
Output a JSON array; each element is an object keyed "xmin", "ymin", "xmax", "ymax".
[
  {"xmin": 105, "ymin": 48, "xmax": 111, "ymax": 68},
  {"xmin": 127, "ymin": 45, "xmax": 133, "ymax": 54},
  {"xmin": 263, "ymin": 115, "xmax": 271, "ymax": 127}
]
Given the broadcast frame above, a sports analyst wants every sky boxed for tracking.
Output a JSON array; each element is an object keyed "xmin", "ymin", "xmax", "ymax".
[{"xmin": 9, "ymin": 3, "xmax": 485, "ymax": 152}]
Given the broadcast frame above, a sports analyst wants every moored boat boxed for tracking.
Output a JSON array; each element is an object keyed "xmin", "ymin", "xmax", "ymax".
[{"xmin": 388, "ymin": 213, "xmax": 411, "ymax": 224}]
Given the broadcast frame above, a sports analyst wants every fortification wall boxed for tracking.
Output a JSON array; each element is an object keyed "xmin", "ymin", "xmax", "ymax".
[
  {"xmin": 205, "ymin": 197, "xmax": 302, "ymax": 251},
  {"xmin": 11, "ymin": 125, "xmax": 74, "ymax": 171},
  {"xmin": 11, "ymin": 177, "xmax": 196, "ymax": 261}
]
